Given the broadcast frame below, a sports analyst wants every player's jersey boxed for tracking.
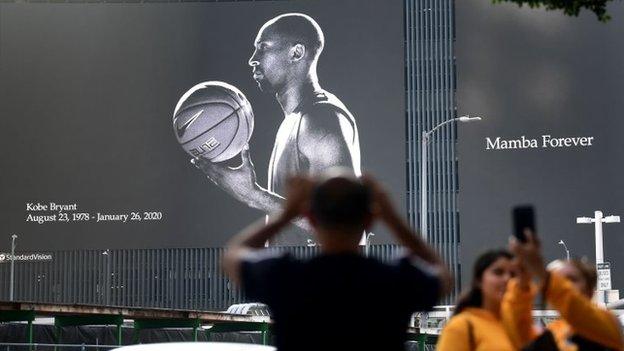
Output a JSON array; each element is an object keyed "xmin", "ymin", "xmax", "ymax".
[{"xmin": 267, "ymin": 90, "xmax": 361, "ymax": 246}]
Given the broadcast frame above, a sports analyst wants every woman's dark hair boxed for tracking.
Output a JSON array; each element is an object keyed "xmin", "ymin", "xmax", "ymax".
[{"xmin": 454, "ymin": 249, "xmax": 513, "ymax": 315}]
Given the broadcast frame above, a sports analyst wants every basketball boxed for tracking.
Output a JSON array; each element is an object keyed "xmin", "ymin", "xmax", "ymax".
[{"xmin": 173, "ymin": 81, "xmax": 254, "ymax": 162}]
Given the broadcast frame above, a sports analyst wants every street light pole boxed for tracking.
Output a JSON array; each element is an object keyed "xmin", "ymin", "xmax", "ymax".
[
  {"xmin": 576, "ymin": 211, "xmax": 620, "ymax": 265},
  {"xmin": 420, "ymin": 116, "xmax": 482, "ymax": 239},
  {"xmin": 420, "ymin": 133, "xmax": 428, "ymax": 239},
  {"xmin": 576, "ymin": 210, "xmax": 620, "ymax": 304},
  {"xmin": 10, "ymin": 234, "xmax": 17, "ymax": 301},
  {"xmin": 102, "ymin": 249, "xmax": 111, "ymax": 305},
  {"xmin": 558, "ymin": 240, "xmax": 570, "ymax": 260}
]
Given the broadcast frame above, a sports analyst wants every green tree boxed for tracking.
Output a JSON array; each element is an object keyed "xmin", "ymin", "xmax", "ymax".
[{"xmin": 492, "ymin": 0, "xmax": 618, "ymax": 22}]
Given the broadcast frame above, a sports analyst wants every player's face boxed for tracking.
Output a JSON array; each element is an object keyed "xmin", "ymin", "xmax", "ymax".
[{"xmin": 248, "ymin": 27, "xmax": 291, "ymax": 93}]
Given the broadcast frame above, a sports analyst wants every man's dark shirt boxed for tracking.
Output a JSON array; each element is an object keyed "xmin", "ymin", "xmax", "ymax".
[{"xmin": 241, "ymin": 252, "xmax": 441, "ymax": 351}]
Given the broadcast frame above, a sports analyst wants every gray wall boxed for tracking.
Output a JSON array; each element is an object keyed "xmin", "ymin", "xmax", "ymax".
[{"xmin": 457, "ymin": 1, "xmax": 624, "ymax": 291}]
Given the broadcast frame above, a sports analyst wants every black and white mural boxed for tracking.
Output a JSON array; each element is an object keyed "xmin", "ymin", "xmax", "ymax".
[
  {"xmin": 175, "ymin": 14, "xmax": 362, "ymax": 245},
  {"xmin": 0, "ymin": 0, "xmax": 405, "ymax": 250}
]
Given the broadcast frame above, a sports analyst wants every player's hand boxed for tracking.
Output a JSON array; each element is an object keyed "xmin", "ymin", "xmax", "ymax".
[
  {"xmin": 191, "ymin": 144, "xmax": 262, "ymax": 205},
  {"xmin": 281, "ymin": 176, "xmax": 316, "ymax": 221},
  {"xmin": 509, "ymin": 230, "xmax": 547, "ymax": 286}
]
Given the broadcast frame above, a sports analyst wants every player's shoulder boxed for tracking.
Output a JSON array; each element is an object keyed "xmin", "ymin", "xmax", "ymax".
[
  {"xmin": 299, "ymin": 109, "xmax": 343, "ymax": 134},
  {"xmin": 299, "ymin": 93, "xmax": 354, "ymax": 133},
  {"xmin": 301, "ymin": 90, "xmax": 350, "ymax": 116}
]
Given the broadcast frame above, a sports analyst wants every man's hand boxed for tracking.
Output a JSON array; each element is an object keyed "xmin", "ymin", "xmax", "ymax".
[
  {"xmin": 191, "ymin": 145, "xmax": 263, "ymax": 208},
  {"xmin": 361, "ymin": 174, "xmax": 396, "ymax": 224},
  {"xmin": 361, "ymin": 174, "xmax": 452, "ymax": 296},
  {"xmin": 280, "ymin": 176, "xmax": 316, "ymax": 221},
  {"xmin": 222, "ymin": 175, "xmax": 315, "ymax": 285},
  {"xmin": 509, "ymin": 230, "xmax": 547, "ymax": 286}
]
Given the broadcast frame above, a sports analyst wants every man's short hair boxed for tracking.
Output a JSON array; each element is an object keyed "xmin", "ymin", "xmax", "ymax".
[
  {"xmin": 265, "ymin": 13, "xmax": 325, "ymax": 58},
  {"xmin": 310, "ymin": 175, "xmax": 371, "ymax": 231}
]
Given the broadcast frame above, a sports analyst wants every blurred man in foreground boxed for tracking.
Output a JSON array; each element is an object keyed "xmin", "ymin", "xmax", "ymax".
[{"xmin": 222, "ymin": 171, "xmax": 451, "ymax": 351}]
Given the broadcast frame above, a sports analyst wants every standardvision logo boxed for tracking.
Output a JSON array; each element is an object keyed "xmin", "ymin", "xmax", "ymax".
[{"xmin": 0, "ymin": 252, "xmax": 53, "ymax": 263}]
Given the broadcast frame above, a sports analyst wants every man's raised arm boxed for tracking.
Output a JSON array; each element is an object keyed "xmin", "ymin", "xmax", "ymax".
[
  {"xmin": 363, "ymin": 176, "xmax": 453, "ymax": 297},
  {"xmin": 222, "ymin": 177, "xmax": 314, "ymax": 284}
]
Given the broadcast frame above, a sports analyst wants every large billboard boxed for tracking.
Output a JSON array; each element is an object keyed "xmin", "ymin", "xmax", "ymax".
[
  {"xmin": 457, "ymin": 1, "xmax": 624, "ymax": 291},
  {"xmin": 0, "ymin": 0, "xmax": 406, "ymax": 250}
]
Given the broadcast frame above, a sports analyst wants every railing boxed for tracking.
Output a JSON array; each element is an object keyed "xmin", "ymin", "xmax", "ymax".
[
  {"xmin": 0, "ymin": 343, "xmax": 118, "ymax": 351},
  {"xmin": 0, "ymin": 245, "xmax": 440, "ymax": 310}
]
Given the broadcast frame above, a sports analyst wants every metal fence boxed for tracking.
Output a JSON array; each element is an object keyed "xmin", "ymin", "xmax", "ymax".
[
  {"xmin": 0, "ymin": 343, "xmax": 119, "ymax": 351},
  {"xmin": 0, "ymin": 342, "xmax": 435, "ymax": 351},
  {"xmin": 0, "ymin": 245, "xmax": 430, "ymax": 310}
]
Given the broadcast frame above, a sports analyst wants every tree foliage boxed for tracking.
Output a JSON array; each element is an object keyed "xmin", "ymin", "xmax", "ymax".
[{"xmin": 492, "ymin": 0, "xmax": 617, "ymax": 22}]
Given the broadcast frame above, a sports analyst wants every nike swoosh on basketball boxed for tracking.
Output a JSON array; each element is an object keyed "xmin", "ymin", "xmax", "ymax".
[{"xmin": 176, "ymin": 109, "xmax": 204, "ymax": 138}]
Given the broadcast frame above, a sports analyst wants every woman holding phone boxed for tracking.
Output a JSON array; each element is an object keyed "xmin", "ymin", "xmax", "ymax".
[{"xmin": 504, "ymin": 232, "xmax": 623, "ymax": 351}]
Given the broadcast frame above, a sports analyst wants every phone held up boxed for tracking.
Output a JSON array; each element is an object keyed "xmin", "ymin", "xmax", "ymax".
[{"xmin": 512, "ymin": 205, "xmax": 536, "ymax": 243}]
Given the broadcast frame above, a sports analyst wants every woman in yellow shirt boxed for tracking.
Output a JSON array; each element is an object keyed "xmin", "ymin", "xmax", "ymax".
[
  {"xmin": 505, "ymin": 233, "xmax": 623, "ymax": 351},
  {"xmin": 436, "ymin": 249, "xmax": 518, "ymax": 351}
]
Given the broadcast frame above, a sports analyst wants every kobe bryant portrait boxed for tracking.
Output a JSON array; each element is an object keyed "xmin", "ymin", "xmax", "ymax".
[{"xmin": 193, "ymin": 13, "xmax": 362, "ymax": 245}]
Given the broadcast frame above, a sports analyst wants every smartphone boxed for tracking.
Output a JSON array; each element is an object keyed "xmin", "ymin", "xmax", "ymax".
[{"xmin": 512, "ymin": 205, "xmax": 536, "ymax": 243}]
